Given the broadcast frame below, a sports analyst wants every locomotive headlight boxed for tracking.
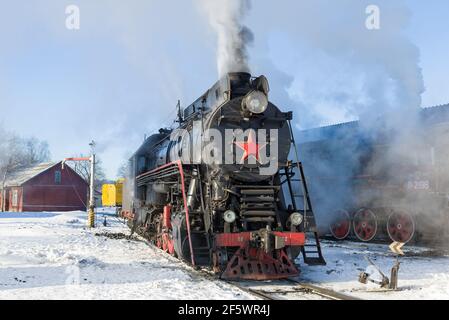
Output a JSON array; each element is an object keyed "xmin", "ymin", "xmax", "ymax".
[
  {"xmin": 223, "ymin": 210, "xmax": 237, "ymax": 223},
  {"xmin": 243, "ymin": 90, "xmax": 268, "ymax": 114},
  {"xmin": 290, "ymin": 212, "xmax": 304, "ymax": 226}
]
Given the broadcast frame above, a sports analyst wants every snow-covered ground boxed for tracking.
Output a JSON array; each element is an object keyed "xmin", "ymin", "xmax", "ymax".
[
  {"xmin": 298, "ymin": 240, "xmax": 449, "ymax": 300},
  {"xmin": 0, "ymin": 209, "xmax": 251, "ymax": 300},
  {"xmin": 1, "ymin": 209, "xmax": 448, "ymax": 300}
]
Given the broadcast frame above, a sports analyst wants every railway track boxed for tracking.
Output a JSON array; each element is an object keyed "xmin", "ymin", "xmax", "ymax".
[
  {"xmin": 195, "ymin": 266, "xmax": 359, "ymax": 300},
  {"xmin": 225, "ymin": 278, "xmax": 360, "ymax": 300},
  {"xmin": 144, "ymin": 245, "xmax": 359, "ymax": 300},
  {"xmin": 114, "ymin": 226, "xmax": 360, "ymax": 301}
]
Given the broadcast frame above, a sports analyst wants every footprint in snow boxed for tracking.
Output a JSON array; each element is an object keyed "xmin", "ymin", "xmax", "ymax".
[{"xmin": 14, "ymin": 277, "xmax": 27, "ymax": 283}]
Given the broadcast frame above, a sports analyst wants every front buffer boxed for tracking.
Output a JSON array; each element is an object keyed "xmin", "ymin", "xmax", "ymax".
[{"xmin": 213, "ymin": 228, "xmax": 305, "ymax": 280}]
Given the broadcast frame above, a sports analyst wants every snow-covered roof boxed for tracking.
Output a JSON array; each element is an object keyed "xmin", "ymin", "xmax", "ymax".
[
  {"xmin": 2, "ymin": 162, "xmax": 58, "ymax": 187},
  {"xmin": 298, "ymin": 103, "xmax": 449, "ymax": 144}
]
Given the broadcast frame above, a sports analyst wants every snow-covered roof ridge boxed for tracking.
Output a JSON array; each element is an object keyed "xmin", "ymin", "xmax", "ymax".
[
  {"xmin": 3, "ymin": 162, "xmax": 60, "ymax": 187},
  {"xmin": 297, "ymin": 103, "xmax": 449, "ymax": 144},
  {"xmin": 422, "ymin": 103, "xmax": 449, "ymax": 110}
]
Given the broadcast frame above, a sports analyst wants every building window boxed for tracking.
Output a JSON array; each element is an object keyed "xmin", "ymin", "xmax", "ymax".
[
  {"xmin": 55, "ymin": 171, "xmax": 62, "ymax": 184},
  {"xmin": 12, "ymin": 190, "xmax": 18, "ymax": 207}
]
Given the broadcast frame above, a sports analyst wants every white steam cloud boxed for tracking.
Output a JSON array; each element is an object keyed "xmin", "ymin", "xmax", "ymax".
[
  {"xmin": 197, "ymin": 0, "xmax": 254, "ymax": 77},
  {"xmin": 267, "ymin": 0, "xmax": 435, "ymax": 239}
]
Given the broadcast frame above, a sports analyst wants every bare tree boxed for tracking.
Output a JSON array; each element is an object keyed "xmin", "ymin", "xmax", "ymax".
[
  {"xmin": 22, "ymin": 137, "xmax": 51, "ymax": 165},
  {"xmin": 0, "ymin": 133, "xmax": 50, "ymax": 173},
  {"xmin": 0, "ymin": 125, "xmax": 51, "ymax": 211},
  {"xmin": 116, "ymin": 161, "xmax": 130, "ymax": 179},
  {"xmin": 67, "ymin": 154, "xmax": 107, "ymax": 207},
  {"xmin": 68, "ymin": 154, "xmax": 106, "ymax": 185},
  {"xmin": 0, "ymin": 129, "xmax": 15, "ymax": 211}
]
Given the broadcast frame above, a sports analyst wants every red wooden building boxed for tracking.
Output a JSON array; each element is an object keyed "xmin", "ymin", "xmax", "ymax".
[{"xmin": 0, "ymin": 162, "xmax": 88, "ymax": 212}]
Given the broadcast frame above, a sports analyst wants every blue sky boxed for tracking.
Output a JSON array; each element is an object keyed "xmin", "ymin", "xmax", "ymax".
[
  {"xmin": 0, "ymin": 0, "xmax": 448, "ymax": 178},
  {"xmin": 406, "ymin": 0, "xmax": 449, "ymax": 107}
]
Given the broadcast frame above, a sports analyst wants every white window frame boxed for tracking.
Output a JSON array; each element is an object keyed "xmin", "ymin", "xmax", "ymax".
[{"xmin": 12, "ymin": 190, "xmax": 19, "ymax": 207}]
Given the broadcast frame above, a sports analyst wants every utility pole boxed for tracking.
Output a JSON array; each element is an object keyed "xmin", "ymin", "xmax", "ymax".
[
  {"xmin": 62, "ymin": 140, "xmax": 96, "ymax": 228},
  {"xmin": 88, "ymin": 141, "xmax": 96, "ymax": 228}
]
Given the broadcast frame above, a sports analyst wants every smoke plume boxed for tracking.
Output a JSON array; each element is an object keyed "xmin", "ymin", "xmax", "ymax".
[
  {"xmin": 197, "ymin": 0, "xmax": 254, "ymax": 77},
  {"xmin": 246, "ymin": 0, "xmax": 432, "ymax": 239}
]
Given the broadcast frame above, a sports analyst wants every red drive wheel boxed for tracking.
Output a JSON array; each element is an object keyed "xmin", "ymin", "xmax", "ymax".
[
  {"xmin": 353, "ymin": 208, "xmax": 377, "ymax": 242},
  {"xmin": 330, "ymin": 209, "xmax": 351, "ymax": 240},
  {"xmin": 387, "ymin": 210, "xmax": 415, "ymax": 243}
]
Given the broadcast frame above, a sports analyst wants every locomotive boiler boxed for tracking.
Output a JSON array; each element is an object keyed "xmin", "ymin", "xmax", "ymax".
[{"xmin": 121, "ymin": 73, "xmax": 325, "ymax": 280}]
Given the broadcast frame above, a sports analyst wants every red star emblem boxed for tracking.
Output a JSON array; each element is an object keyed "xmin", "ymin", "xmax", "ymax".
[{"xmin": 234, "ymin": 130, "xmax": 267, "ymax": 163}]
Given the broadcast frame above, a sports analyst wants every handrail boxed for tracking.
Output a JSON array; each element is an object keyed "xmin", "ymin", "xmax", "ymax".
[{"xmin": 136, "ymin": 161, "xmax": 196, "ymax": 266}]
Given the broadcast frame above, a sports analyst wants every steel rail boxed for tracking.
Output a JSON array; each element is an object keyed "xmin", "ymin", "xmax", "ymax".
[
  {"xmin": 284, "ymin": 278, "xmax": 360, "ymax": 300},
  {"xmin": 128, "ymin": 213, "xmax": 359, "ymax": 300},
  {"xmin": 225, "ymin": 279, "xmax": 361, "ymax": 300}
]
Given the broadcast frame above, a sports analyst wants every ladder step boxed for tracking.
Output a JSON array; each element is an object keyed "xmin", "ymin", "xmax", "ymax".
[
  {"xmin": 241, "ymin": 210, "xmax": 276, "ymax": 217},
  {"xmin": 303, "ymin": 257, "xmax": 327, "ymax": 266},
  {"xmin": 242, "ymin": 217, "xmax": 275, "ymax": 222},
  {"xmin": 241, "ymin": 202, "xmax": 275, "ymax": 206},
  {"xmin": 241, "ymin": 205, "xmax": 275, "ymax": 210},
  {"xmin": 301, "ymin": 230, "xmax": 326, "ymax": 265},
  {"xmin": 240, "ymin": 189, "xmax": 275, "ymax": 195},
  {"xmin": 241, "ymin": 196, "xmax": 275, "ymax": 202}
]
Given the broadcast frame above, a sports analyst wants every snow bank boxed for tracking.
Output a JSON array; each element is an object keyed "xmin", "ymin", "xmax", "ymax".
[
  {"xmin": 2, "ymin": 208, "xmax": 449, "ymax": 300},
  {"xmin": 297, "ymin": 240, "xmax": 449, "ymax": 300},
  {"xmin": 0, "ymin": 209, "xmax": 251, "ymax": 300}
]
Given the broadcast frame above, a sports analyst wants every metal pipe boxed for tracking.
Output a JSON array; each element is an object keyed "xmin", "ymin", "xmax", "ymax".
[
  {"xmin": 186, "ymin": 177, "xmax": 198, "ymax": 209},
  {"xmin": 176, "ymin": 161, "xmax": 196, "ymax": 266}
]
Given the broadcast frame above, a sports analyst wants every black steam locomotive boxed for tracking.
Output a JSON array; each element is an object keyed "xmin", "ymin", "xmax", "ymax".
[
  {"xmin": 121, "ymin": 73, "xmax": 325, "ymax": 280},
  {"xmin": 298, "ymin": 105, "xmax": 449, "ymax": 245}
]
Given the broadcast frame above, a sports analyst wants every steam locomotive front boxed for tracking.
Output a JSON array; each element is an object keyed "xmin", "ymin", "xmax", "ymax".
[
  {"xmin": 186, "ymin": 73, "xmax": 306, "ymax": 279},
  {"xmin": 201, "ymin": 72, "xmax": 292, "ymax": 182},
  {"xmin": 125, "ymin": 73, "xmax": 318, "ymax": 281}
]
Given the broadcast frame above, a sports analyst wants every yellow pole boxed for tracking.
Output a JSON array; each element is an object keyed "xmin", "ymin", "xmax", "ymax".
[
  {"xmin": 88, "ymin": 153, "xmax": 96, "ymax": 228},
  {"xmin": 88, "ymin": 207, "xmax": 95, "ymax": 228}
]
